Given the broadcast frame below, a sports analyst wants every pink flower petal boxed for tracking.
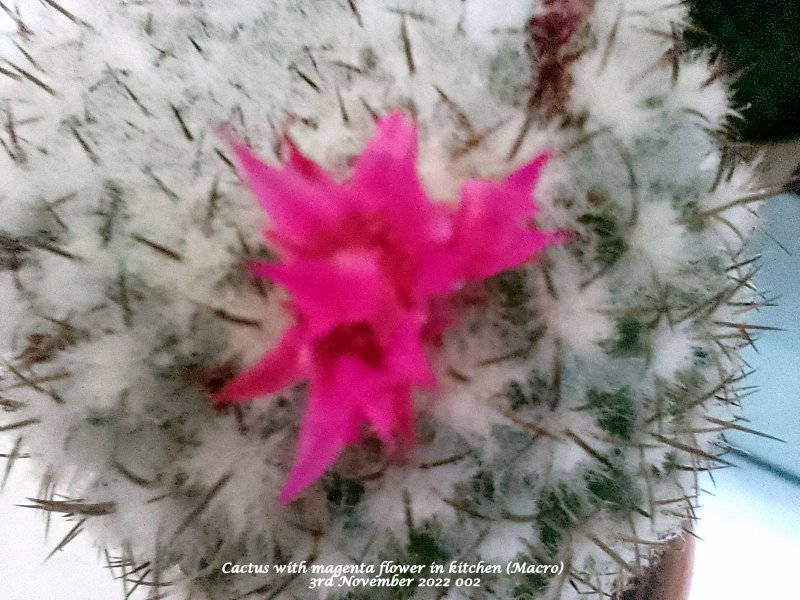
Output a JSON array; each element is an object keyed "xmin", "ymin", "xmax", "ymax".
[
  {"xmin": 505, "ymin": 152, "xmax": 550, "ymax": 192},
  {"xmin": 384, "ymin": 314, "xmax": 437, "ymax": 388},
  {"xmin": 285, "ymin": 143, "xmax": 337, "ymax": 187},
  {"xmin": 213, "ymin": 325, "xmax": 304, "ymax": 403},
  {"xmin": 256, "ymin": 257, "xmax": 387, "ymax": 338},
  {"xmin": 280, "ymin": 357, "xmax": 384, "ymax": 503},
  {"xmin": 391, "ymin": 387, "xmax": 416, "ymax": 446},
  {"xmin": 278, "ymin": 408, "xmax": 344, "ymax": 504},
  {"xmin": 453, "ymin": 153, "xmax": 553, "ymax": 279},
  {"xmin": 231, "ymin": 142, "xmax": 345, "ymax": 248},
  {"xmin": 351, "ymin": 112, "xmax": 452, "ymax": 247}
]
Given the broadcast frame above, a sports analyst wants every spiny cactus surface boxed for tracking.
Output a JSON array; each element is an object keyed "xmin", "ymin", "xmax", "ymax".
[{"xmin": 0, "ymin": 1, "xmax": 770, "ymax": 598}]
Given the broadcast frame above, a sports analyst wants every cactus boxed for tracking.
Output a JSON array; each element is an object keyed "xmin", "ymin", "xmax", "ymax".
[{"xmin": 0, "ymin": 1, "xmax": 778, "ymax": 598}]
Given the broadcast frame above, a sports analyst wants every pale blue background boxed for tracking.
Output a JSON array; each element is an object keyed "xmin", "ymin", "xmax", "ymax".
[{"xmin": 733, "ymin": 194, "xmax": 800, "ymax": 474}]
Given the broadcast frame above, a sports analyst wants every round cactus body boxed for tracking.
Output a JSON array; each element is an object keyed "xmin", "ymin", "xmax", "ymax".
[{"xmin": 0, "ymin": 1, "xmax": 770, "ymax": 598}]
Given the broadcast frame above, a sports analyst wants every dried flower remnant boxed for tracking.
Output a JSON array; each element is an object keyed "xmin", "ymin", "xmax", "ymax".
[{"xmin": 527, "ymin": 0, "xmax": 596, "ymax": 117}]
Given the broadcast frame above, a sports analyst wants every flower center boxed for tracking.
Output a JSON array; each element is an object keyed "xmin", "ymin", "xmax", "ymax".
[{"xmin": 313, "ymin": 322, "xmax": 384, "ymax": 370}]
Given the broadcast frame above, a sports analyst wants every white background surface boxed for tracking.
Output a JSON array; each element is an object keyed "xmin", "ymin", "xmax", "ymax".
[{"xmin": 0, "ymin": 467, "xmax": 141, "ymax": 600}]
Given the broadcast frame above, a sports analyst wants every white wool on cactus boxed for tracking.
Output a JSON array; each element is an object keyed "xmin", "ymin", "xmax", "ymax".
[{"xmin": 0, "ymin": 1, "xmax": 772, "ymax": 599}]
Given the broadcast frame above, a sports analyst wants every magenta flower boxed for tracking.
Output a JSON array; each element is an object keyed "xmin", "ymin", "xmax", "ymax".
[{"xmin": 214, "ymin": 112, "xmax": 558, "ymax": 503}]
